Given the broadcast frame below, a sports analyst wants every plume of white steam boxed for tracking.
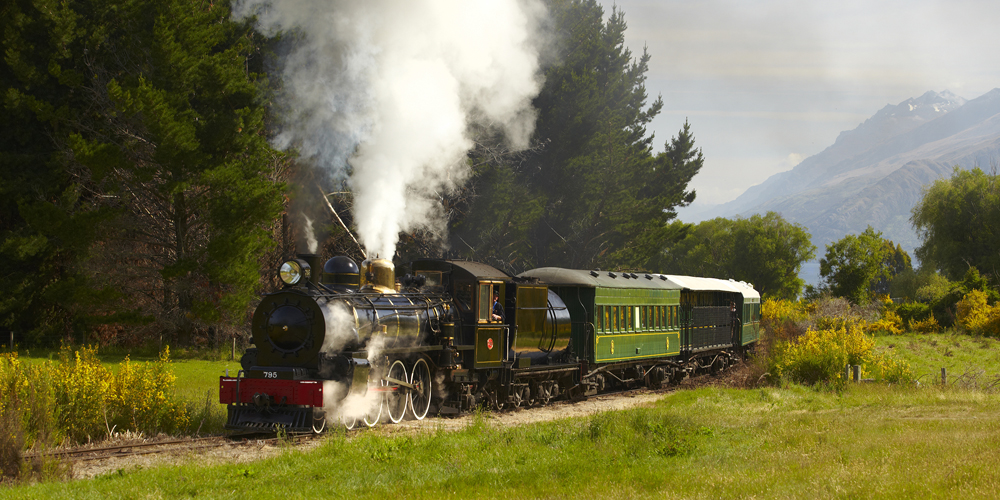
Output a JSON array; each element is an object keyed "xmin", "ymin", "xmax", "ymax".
[
  {"xmin": 318, "ymin": 299, "xmax": 403, "ymax": 424},
  {"xmin": 321, "ymin": 334, "xmax": 392, "ymax": 426},
  {"xmin": 303, "ymin": 215, "xmax": 318, "ymax": 253},
  {"xmin": 319, "ymin": 299, "xmax": 358, "ymax": 353},
  {"xmin": 233, "ymin": 0, "xmax": 547, "ymax": 258}
]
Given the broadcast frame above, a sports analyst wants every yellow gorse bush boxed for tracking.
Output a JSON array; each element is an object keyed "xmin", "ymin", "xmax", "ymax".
[
  {"xmin": 0, "ymin": 346, "xmax": 189, "ymax": 449},
  {"xmin": 908, "ymin": 315, "xmax": 940, "ymax": 333},
  {"xmin": 761, "ymin": 298, "xmax": 808, "ymax": 341},
  {"xmin": 107, "ymin": 346, "xmax": 189, "ymax": 434},
  {"xmin": 57, "ymin": 346, "xmax": 112, "ymax": 441},
  {"xmin": 867, "ymin": 309, "xmax": 904, "ymax": 335},
  {"xmin": 956, "ymin": 289, "xmax": 1000, "ymax": 336},
  {"xmin": 767, "ymin": 316, "xmax": 912, "ymax": 385}
]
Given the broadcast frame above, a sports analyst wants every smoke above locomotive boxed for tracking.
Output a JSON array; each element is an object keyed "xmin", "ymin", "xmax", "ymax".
[{"xmin": 233, "ymin": 0, "xmax": 548, "ymax": 259}]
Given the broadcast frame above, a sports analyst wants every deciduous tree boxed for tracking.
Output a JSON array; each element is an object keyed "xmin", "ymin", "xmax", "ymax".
[
  {"xmin": 819, "ymin": 227, "xmax": 890, "ymax": 305},
  {"xmin": 911, "ymin": 166, "xmax": 1000, "ymax": 283},
  {"xmin": 659, "ymin": 212, "xmax": 815, "ymax": 300}
]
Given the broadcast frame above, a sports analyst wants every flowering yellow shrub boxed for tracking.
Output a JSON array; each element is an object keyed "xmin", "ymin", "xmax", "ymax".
[
  {"xmin": 107, "ymin": 347, "xmax": 189, "ymax": 434},
  {"xmin": 908, "ymin": 315, "xmax": 940, "ymax": 333},
  {"xmin": 761, "ymin": 298, "xmax": 809, "ymax": 341},
  {"xmin": 0, "ymin": 353, "xmax": 29, "ymax": 416},
  {"xmin": 768, "ymin": 318, "xmax": 911, "ymax": 385},
  {"xmin": 56, "ymin": 346, "xmax": 112, "ymax": 441},
  {"xmin": 0, "ymin": 346, "xmax": 189, "ymax": 451},
  {"xmin": 867, "ymin": 309, "xmax": 904, "ymax": 335},
  {"xmin": 956, "ymin": 289, "xmax": 1000, "ymax": 336}
]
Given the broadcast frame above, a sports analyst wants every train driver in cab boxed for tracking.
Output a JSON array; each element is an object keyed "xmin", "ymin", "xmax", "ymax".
[{"xmin": 492, "ymin": 290, "xmax": 504, "ymax": 322}]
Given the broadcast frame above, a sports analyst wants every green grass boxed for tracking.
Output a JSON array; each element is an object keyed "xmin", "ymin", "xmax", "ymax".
[
  {"xmin": 875, "ymin": 331, "xmax": 1000, "ymax": 385},
  {"xmin": 6, "ymin": 333, "xmax": 1000, "ymax": 496},
  {"xmin": 5, "ymin": 383, "xmax": 1000, "ymax": 499}
]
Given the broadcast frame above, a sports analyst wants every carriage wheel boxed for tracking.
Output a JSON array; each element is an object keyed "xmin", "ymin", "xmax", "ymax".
[
  {"xmin": 408, "ymin": 358, "xmax": 432, "ymax": 420},
  {"xmin": 386, "ymin": 359, "xmax": 409, "ymax": 424}
]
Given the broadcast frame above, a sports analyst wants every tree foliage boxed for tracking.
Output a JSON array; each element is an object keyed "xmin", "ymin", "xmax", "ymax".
[
  {"xmin": 659, "ymin": 212, "xmax": 816, "ymax": 300},
  {"xmin": 819, "ymin": 226, "xmax": 910, "ymax": 305},
  {"xmin": 1, "ymin": 0, "xmax": 286, "ymax": 345},
  {"xmin": 911, "ymin": 166, "xmax": 1000, "ymax": 283},
  {"xmin": 873, "ymin": 240, "xmax": 912, "ymax": 295},
  {"xmin": 449, "ymin": 0, "xmax": 701, "ymax": 273}
]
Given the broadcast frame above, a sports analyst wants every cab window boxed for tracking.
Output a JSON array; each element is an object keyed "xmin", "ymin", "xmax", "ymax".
[{"xmin": 478, "ymin": 283, "xmax": 492, "ymax": 322}]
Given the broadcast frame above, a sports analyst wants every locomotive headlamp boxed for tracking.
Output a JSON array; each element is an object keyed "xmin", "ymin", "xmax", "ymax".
[{"xmin": 279, "ymin": 259, "xmax": 310, "ymax": 285}]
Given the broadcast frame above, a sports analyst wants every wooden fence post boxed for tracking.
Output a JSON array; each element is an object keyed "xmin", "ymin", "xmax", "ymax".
[
  {"xmin": 941, "ymin": 367, "xmax": 947, "ymax": 385},
  {"xmin": 852, "ymin": 365, "xmax": 860, "ymax": 382}
]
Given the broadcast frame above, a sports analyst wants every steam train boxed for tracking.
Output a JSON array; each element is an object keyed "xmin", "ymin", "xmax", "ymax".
[{"xmin": 219, "ymin": 254, "xmax": 761, "ymax": 432}]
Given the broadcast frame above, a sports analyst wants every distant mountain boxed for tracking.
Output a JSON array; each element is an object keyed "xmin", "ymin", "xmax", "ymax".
[{"xmin": 688, "ymin": 89, "xmax": 1000, "ymax": 257}]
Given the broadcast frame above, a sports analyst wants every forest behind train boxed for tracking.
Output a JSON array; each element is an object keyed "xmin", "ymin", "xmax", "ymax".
[{"xmin": 2, "ymin": 0, "xmax": 1000, "ymax": 350}]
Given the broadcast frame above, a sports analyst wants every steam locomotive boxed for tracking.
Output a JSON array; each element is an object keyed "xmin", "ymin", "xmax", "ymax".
[{"xmin": 219, "ymin": 254, "xmax": 760, "ymax": 432}]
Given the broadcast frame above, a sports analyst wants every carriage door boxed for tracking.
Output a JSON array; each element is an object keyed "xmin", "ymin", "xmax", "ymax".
[{"xmin": 475, "ymin": 282, "xmax": 505, "ymax": 368}]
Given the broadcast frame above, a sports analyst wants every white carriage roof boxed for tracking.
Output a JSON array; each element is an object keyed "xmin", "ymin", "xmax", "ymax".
[{"xmin": 660, "ymin": 275, "xmax": 760, "ymax": 300}]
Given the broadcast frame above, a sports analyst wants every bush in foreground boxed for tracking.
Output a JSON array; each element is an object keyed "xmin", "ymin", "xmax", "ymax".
[
  {"xmin": 760, "ymin": 298, "xmax": 912, "ymax": 386},
  {"xmin": 0, "ymin": 346, "xmax": 189, "ymax": 482}
]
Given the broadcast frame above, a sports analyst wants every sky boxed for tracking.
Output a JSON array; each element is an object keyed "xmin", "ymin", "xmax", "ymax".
[{"xmin": 605, "ymin": 0, "xmax": 1000, "ymax": 217}]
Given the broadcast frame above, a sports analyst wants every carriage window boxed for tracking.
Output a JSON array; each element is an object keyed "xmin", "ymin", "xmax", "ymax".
[
  {"xmin": 612, "ymin": 306, "xmax": 619, "ymax": 332},
  {"xmin": 597, "ymin": 306, "xmax": 604, "ymax": 332}
]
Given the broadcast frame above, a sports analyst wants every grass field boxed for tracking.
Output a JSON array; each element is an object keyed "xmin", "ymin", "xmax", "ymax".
[
  {"xmin": 876, "ymin": 331, "xmax": 1000, "ymax": 386},
  {"xmin": 4, "ymin": 333, "xmax": 999, "ymax": 498},
  {"xmin": 5, "ymin": 383, "xmax": 999, "ymax": 499}
]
